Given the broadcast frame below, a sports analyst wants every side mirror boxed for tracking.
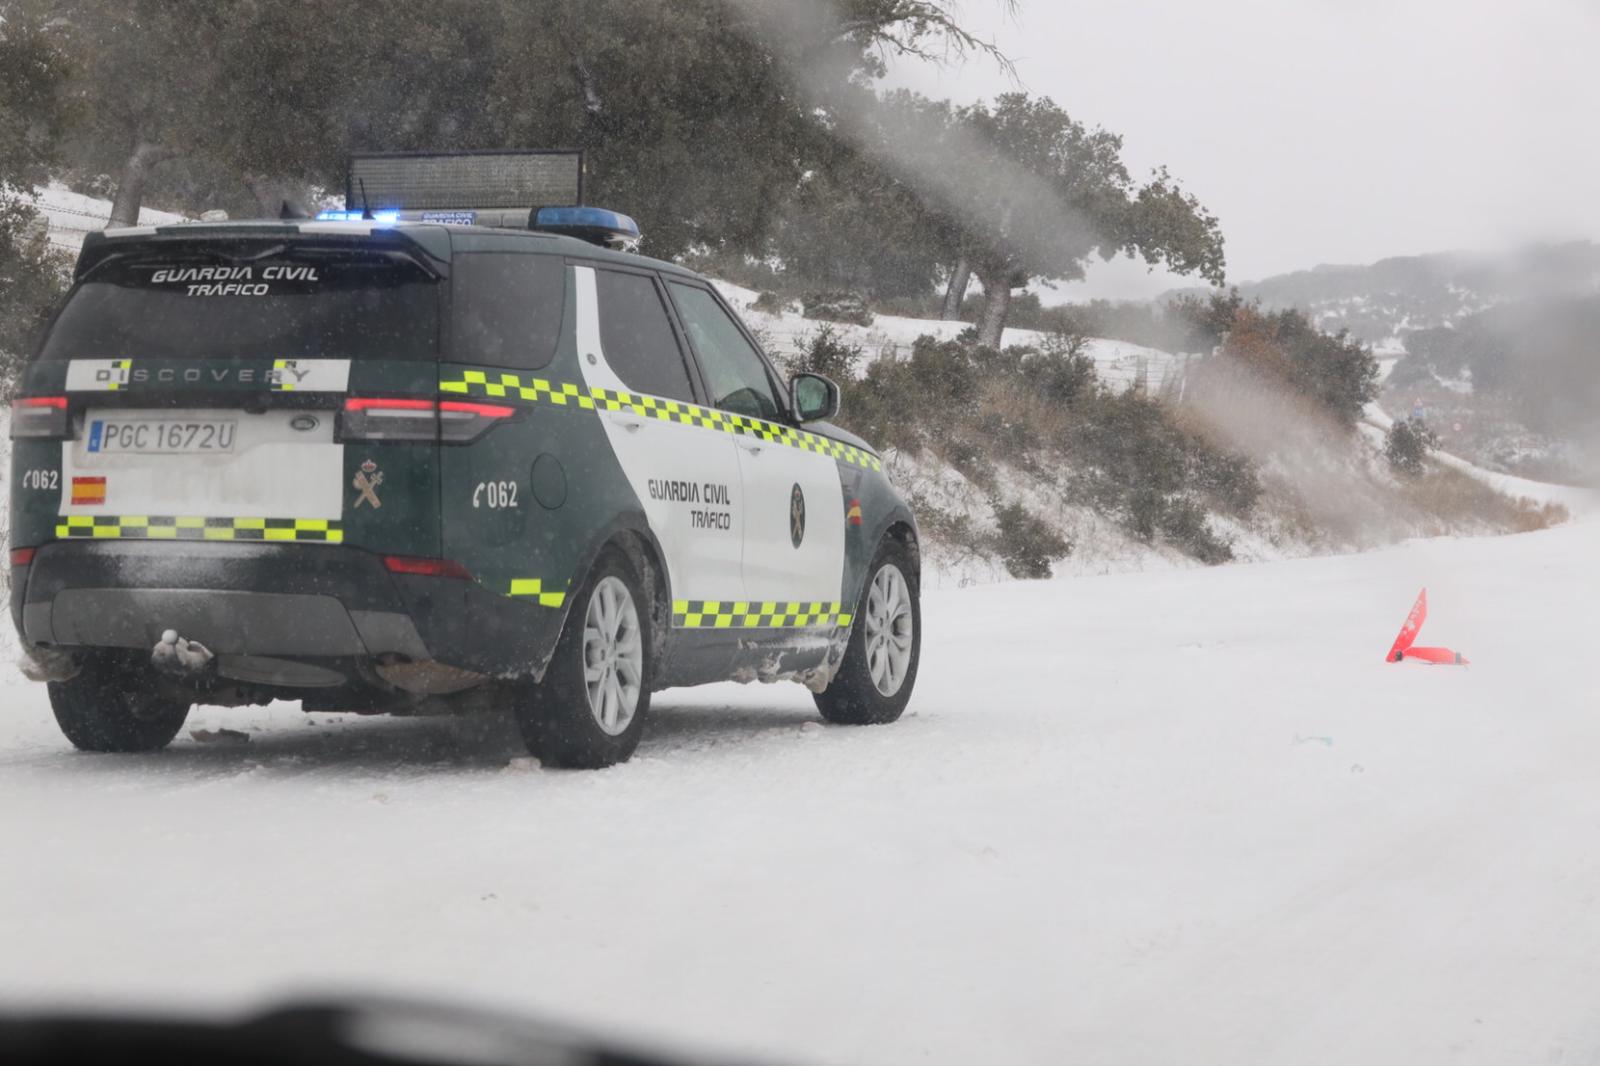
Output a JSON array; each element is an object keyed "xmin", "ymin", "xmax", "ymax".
[{"xmin": 790, "ymin": 372, "xmax": 840, "ymax": 424}]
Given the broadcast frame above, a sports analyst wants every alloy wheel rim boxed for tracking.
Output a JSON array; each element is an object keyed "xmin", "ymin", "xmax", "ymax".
[
  {"xmin": 863, "ymin": 564, "xmax": 914, "ymax": 697},
  {"xmin": 583, "ymin": 576, "xmax": 643, "ymax": 735}
]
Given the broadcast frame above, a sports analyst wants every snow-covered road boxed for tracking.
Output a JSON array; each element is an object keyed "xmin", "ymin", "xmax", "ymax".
[{"xmin": 3, "ymin": 521, "xmax": 1598, "ymax": 1065}]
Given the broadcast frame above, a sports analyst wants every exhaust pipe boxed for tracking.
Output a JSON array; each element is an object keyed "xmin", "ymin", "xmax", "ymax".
[{"xmin": 152, "ymin": 629, "xmax": 215, "ymax": 677}]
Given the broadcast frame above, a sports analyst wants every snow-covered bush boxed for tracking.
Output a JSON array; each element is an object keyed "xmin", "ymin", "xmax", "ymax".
[
  {"xmin": 1385, "ymin": 417, "xmax": 1439, "ymax": 477},
  {"xmin": 802, "ymin": 290, "xmax": 874, "ymax": 328},
  {"xmin": 992, "ymin": 502, "xmax": 1071, "ymax": 579},
  {"xmin": 832, "ymin": 332, "xmax": 1258, "ymax": 566}
]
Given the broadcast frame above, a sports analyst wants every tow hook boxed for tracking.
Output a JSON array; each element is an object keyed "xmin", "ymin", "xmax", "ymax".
[{"xmin": 151, "ymin": 629, "xmax": 215, "ymax": 677}]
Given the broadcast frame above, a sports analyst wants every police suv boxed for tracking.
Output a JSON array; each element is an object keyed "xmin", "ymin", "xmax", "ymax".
[{"xmin": 8, "ymin": 152, "xmax": 921, "ymax": 767}]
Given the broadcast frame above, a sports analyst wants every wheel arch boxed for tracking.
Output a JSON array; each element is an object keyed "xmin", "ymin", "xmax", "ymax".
[
  {"xmin": 559, "ymin": 515, "xmax": 673, "ymax": 681},
  {"xmin": 883, "ymin": 518, "xmax": 921, "ymax": 582},
  {"xmin": 850, "ymin": 502, "xmax": 920, "ymax": 611}
]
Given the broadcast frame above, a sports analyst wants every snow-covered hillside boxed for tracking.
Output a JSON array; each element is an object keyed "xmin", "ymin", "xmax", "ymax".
[
  {"xmin": 22, "ymin": 185, "xmax": 1588, "ymax": 583},
  {"xmin": 713, "ymin": 279, "xmax": 1186, "ymax": 394},
  {"xmin": 3, "ymin": 518, "xmax": 1596, "ymax": 1066}
]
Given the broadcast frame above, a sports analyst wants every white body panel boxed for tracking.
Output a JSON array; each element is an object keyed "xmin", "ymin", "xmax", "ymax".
[
  {"xmin": 733, "ymin": 435, "xmax": 847, "ymax": 603},
  {"xmin": 64, "ymin": 358, "xmax": 351, "ymax": 393},
  {"xmin": 573, "ymin": 266, "xmax": 745, "ymax": 601},
  {"xmin": 62, "ymin": 408, "xmax": 343, "ymax": 520}
]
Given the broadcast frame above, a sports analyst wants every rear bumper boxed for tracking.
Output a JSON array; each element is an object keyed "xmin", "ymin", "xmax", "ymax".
[{"xmin": 12, "ymin": 541, "xmax": 565, "ymax": 679}]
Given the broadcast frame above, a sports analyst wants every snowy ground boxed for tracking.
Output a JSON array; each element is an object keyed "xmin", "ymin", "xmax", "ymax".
[{"xmin": 4, "ymin": 519, "xmax": 1599, "ymax": 1065}]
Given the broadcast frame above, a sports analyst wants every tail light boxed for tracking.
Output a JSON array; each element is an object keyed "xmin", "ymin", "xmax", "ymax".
[
  {"xmin": 10, "ymin": 396, "xmax": 71, "ymax": 440},
  {"xmin": 341, "ymin": 398, "xmax": 512, "ymax": 443},
  {"xmin": 341, "ymin": 397, "xmax": 438, "ymax": 441},
  {"xmin": 10, "ymin": 547, "xmax": 36, "ymax": 567},
  {"xmin": 439, "ymin": 400, "xmax": 515, "ymax": 443},
  {"xmin": 383, "ymin": 554, "xmax": 473, "ymax": 580}
]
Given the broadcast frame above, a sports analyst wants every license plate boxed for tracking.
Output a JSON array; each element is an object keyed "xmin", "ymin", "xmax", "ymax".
[{"xmin": 87, "ymin": 418, "xmax": 238, "ymax": 455}]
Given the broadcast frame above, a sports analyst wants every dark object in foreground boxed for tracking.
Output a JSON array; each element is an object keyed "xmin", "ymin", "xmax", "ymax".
[{"xmin": 0, "ymin": 998, "xmax": 770, "ymax": 1066}]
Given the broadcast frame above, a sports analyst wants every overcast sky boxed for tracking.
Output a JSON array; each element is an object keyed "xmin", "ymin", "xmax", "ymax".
[{"xmin": 887, "ymin": 0, "xmax": 1600, "ymax": 300}]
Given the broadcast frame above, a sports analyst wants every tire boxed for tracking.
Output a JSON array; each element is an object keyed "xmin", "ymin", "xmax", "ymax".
[
  {"xmin": 515, "ymin": 549, "xmax": 652, "ymax": 768},
  {"xmin": 48, "ymin": 659, "xmax": 191, "ymax": 753},
  {"xmin": 815, "ymin": 537, "xmax": 921, "ymax": 725}
]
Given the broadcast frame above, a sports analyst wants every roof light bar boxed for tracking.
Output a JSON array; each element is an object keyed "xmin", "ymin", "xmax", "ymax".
[
  {"xmin": 314, "ymin": 209, "xmax": 400, "ymax": 223},
  {"xmin": 531, "ymin": 206, "xmax": 641, "ymax": 251}
]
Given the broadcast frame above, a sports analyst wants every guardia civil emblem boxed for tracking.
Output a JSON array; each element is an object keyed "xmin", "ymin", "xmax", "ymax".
[
  {"xmin": 789, "ymin": 483, "xmax": 806, "ymax": 548},
  {"xmin": 353, "ymin": 459, "xmax": 384, "ymax": 509}
]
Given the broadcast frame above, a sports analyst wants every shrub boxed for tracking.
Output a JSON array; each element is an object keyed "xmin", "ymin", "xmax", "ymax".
[
  {"xmin": 793, "ymin": 325, "xmax": 863, "ymax": 382},
  {"xmin": 828, "ymin": 332, "xmax": 1260, "ymax": 568},
  {"xmin": 0, "ymin": 197, "xmax": 69, "ymax": 397},
  {"xmin": 992, "ymin": 502, "xmax": 1071, "ymax": 579},
  {"xmin": 1158, "ymin": 496, "xmax": 1234, "ymax": 564},
  {"xmin": 1385, "ymin": 417, "xmax": 1439, "ymax": 477},
  {"xmin": 802, "ymin": 290, "xmax": 874, "ymax": 327},
  {"xmin": 1192, "ymin": 451, "xmax": 1262, "ymax": 515},
  {"xmin": 1016, "ymin": 332, "xmax": 1095, "ymax": 406},
  {"xmin": 752, "ymin": 290, "xmax": 788, "ymax": 315},
  {"xmin": 1126, "ymin": 489, "xmax": 1234, "ymax": 563},
  {"xmin": 1210, "ymin": 302, "xmax": 1380, "ymax": 428}
]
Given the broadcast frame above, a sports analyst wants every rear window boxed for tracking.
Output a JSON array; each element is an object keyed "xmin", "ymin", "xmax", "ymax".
[
  {"xmin": 450, "ymin": 253, "xmax": 565, "ymax": 370},
  {"xmin": 39, "ymin": 247, "xmax": 441, "ymax": 362}
]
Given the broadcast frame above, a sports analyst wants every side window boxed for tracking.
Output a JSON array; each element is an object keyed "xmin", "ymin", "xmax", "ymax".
[
  {"xmin": 451, "ymin": 253, "xmax": 565, "ymax": 370},
  {"xmin": 595, "ymin": 269, "xmax": 695, "ymax": 403},
  {"xmin": 667, "ymin": 282, "xmax": 783, "ymax": 421}
]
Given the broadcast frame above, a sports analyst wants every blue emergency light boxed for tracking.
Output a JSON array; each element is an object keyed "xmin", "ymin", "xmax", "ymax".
[
  {"xmin": 531, "ymin": 206, "xmax": 641, "ymax": 251},
  {"xmin": 316, "ymin": 151, "xmax": 644, "ymax": 251},
  {"xmin": 314, "ymin": 209, "xmax": 399, "ymax": 223}
]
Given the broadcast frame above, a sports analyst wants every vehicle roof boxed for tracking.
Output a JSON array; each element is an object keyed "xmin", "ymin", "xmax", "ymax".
[{"xmin": 79, "ymin": 219, "xmax": 701, "ymax": 282}]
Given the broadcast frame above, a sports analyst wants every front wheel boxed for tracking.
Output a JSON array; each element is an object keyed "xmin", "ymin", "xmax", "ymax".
[
  {"xmin": 48, "ymin": 659, "xmax": 191, "ymax": 752},
  {"xmin": 514, "ymin": 550, "xmax": 652, "ymax": 768},
  {"xmin": 815, "ymin": 539, "xmax": 921, "ymax": 725}
]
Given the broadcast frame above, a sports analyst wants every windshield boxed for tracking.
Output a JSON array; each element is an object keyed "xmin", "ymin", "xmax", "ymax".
[{"xmin": 38, "ymin": 248, "xmax": 440, "ymax": 361}]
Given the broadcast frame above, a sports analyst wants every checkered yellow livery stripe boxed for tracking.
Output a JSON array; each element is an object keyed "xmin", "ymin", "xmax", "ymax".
[
  {"xmin": 671, "ymin": 600, "xmax": 853, "ymax": 629},
  {"xmin": 271, "ymin": 358, "xmax": 298, "ymax": 391},
  {"xmin": 103, "ymin": 358, "xmax": 131, "ymax": 391},
  {"xmin": 440, "ymin": 369, "xmax": 882, "ymax": 471},
  {"xmin": 54, "ymin": 515, "xmax": 343, "ymax": 543},
  {"xmin": 507, "ymin": 578, "xmax": 567, "ymax": 608}
]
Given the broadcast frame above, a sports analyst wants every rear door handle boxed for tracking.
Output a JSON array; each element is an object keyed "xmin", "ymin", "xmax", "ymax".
[
  {"xmin": 737, "ymin": 440, "xmax": 762, "ymax": 455},
  {"xmin": 607, "ymin": 414, "xmax": 644, "ymax": 433}
]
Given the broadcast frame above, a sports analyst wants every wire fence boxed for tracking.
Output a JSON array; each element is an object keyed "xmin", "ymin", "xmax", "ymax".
[{"xmin": 37, "ymin": 200, "xmax": 191, "ymax": 259}]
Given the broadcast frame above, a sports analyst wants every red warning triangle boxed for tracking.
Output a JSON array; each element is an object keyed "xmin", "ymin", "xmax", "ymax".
[
  {"xmin": 1386, "ymin": 588, "xmax": 1427, "ymax": 662},
  {"xmin": 1386, "ymin": 587, "xmax": 1468, "ymax": 665}
]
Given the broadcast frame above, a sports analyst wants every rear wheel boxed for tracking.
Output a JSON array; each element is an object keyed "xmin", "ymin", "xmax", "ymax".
[
  {"xmin": 48, "ymin": 658, "xmax": 191, "ymax": 752},
  {"xmin": 515, "ymin": 551, "xmax": 651, "ymax": 768},
  {"xmin": 815, "ymin": 539, "xmax": 921, "ymax": 725}
]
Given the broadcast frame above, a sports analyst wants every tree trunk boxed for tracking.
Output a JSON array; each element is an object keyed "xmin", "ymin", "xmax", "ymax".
[
  {"xmin": 974, "ymin": 268, "xmax": 1012, "ymax": 349},
  {"xmin": 940, "ymin": 258, "xmax": 971, "ymax": 320},
  {"xmin": 107, "ymin": 141, "xmax": 171, "ymax": 228}
]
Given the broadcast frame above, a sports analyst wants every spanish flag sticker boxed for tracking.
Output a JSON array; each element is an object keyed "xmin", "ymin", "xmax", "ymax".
[
  {"xmin": 70, "ymin": 476, "xmax": 106, "ymax": 506},
  {"xmin": 846, "ymin": 498, "xmax": 863, "ymax": 526}
]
